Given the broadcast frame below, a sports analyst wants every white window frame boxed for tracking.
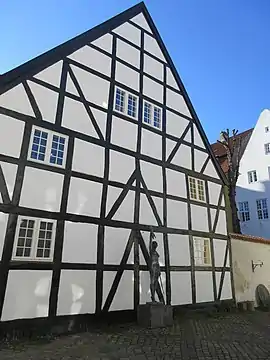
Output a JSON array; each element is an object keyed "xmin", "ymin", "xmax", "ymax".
[
  {"xmin": 265, "ymin": 143, "xmax": 270, "ymax": 155},
  {"xmin": 114, "ymin": 87, "xmax": 138, "ymax": 119},
  {"xmin": 188, "ymin": 177, "xmax": 206, "ymax": 202},
  {"xmin": 143, "ymin": 100, "xmax": 162, "ymax": 129},
  {"xmin": 193, "ymin": 237, "xmax": 211, "ymax": 266},
  {"xmin": 256, "ymin": 198, "xmax": 269, "ymax": 220},
  {"xmin": 247, "ymin": 170, "xmax": 257, "ymax": 184},
  {"xmin": 28, "ymin": 126, "xmax": 68, "ymax": 168},
  {"xmin": 238, "ymin": 201, "xmax": 250, "ymax": 222},
  {"xmin": 12, "ymin": 216, "xmax": 57, "ymax": 261}
]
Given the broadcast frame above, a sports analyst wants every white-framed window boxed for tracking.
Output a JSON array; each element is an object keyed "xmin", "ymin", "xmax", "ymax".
[
  {"xmin": 265, "ymin": 143, "xmax": 270, "ymax": 155},
  {"xmin": 193, "ymin": 237, "xmax": 211, "ymax": 266},
  {"xmin": 247, "ymin": 170, "xmax": 257, "ymax": 183},
  {"xmin": 188, "ymin": 177, "xmax": 205, "ymax": 202},
  {"xmin": 28, "ymin": 126, "xmax": 68, "ymax": 168},
  {"xmin": 238, "ymin": 201, "xmax": 250, "ymax": 222},
  {"xmin": 256, "ymin": 198, "xmax": 269, "ymax": 220},
  {"xmin": 265, "ymin": 126, "xmax": 269, "ymax": 133},
  {"xmin": 12, "ymin": 216, "xmax": 56, "ymax": 261},
  {"xmin": 114, "ymin": 87, "xmax": 138, "ymax": 119},
  {"xmin": 143, "ymin": 101, "xmax": 162, "ymax": 129}
]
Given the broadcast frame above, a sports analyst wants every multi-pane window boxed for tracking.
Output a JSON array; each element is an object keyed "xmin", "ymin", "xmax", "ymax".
[
  {"xmin": 247, "ymin": 170, "xmax": 257, "ymax": 183},
  {"xmin": 143, "ymin": 101, "xmax": 162, "ymax": 129},
  {"xmin": 256, "ymin": 199, "xmax": 269, "ymax": 220},
  {"xmin": 238, "ymin": 201, "xmax": 250, "ymax": 222},
  {"xmin": 127, "ymin": 94, "xmax": 137, "ymax": 118},
  {"xmin": 114, "ymin": 87, "xmax": 138, "ymax": 118},
  {"xmin": 13, "ymin": 217, "xmax": 56, "ymax": 261},
  {"xmin": 144, "ymin": 102, "xmax": 151, "ymax": 124},
  {"xmin": 153, "ymin": 107, "xmax": 161, "ymax": 128},
  {"xmin": 193, "ymin": 238, "xmax": 211, "ymax": 266},
  {"xmin": 188, "ymin": 177, "xmax": 205, "ymax": 202},
  {"xmin": 115, "ymin": 88, "xmax": 125, "ymax": 113},
  {"xmin": 50, "ymin": 135, "xmax": 66, "ymax": 166},
  {"xmin": 265, "ymin": 143, "xmax": 270, "ymax": 155},
  {"xmin": 30, "ymin": 129, "xmax": 48, "ymax": 161},
  {"xmin": 28, "ymin": 126, "xmax": 68, "ymax": 168}
]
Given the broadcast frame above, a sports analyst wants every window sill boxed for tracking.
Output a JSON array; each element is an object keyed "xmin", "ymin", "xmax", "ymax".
[{"xmin": 113, "ymin": 108, "xmax": 138, "ymax": 121}]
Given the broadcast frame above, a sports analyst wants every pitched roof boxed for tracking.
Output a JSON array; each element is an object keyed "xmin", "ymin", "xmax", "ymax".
[
  {"xmin": 211, "ymin": 128, "xmax": 253, "ymax": 173},
  {"xmin": 0, "ymin": 1, "xmax": 228, "ymax": 185}
]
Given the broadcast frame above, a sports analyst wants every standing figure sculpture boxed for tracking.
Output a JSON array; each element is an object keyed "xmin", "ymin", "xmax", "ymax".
[{"xmin": 149, "ymin": 227, "xmax": 161, "ymax": 302}]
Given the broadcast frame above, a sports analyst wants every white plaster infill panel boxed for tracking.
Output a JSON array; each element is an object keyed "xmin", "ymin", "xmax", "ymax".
[
  {"xmin": 57, "ymin": 270, "xmax": 96, "ymax": 315},
  {"xmin": 20, "ymin": 167, "xmax": 64, "ymax": 212},
  {"xmin": 116, "ymin": 38, "xmax": 140, "ymax": 68},
  {"xmin": 195, "ymin": 271, "xmax": 214, "ymax": 303},
  {"xmin": 67, "ymin": 177, "xmax": 102, "ymax": 217},
  {"xmin": 191, "ymin": 205, "xmax": 209, "ymax": 232},
  {"xmin": 91, "ymin": 34, "xmax": 113, "ymax": 54},
  {"xmin": 69, "ymin": 65, "xmax": 110, "ymax": 108},
  {"xmin": 0, "ymin": 162, "xmax": 17, "ymax": 200},
  {"xmin": 168, "ymin": 234, "xmax": 190, "ymax": 266},
  {"xmin": 1, "ymin": 270, "xmax": 52, "ymax": 321},
  {"xmin": 68, "ymin": 45, "xmax": 111, "ymax": 76},
  {"xmin": 104, "ymin": 227, "xmax": 131, "ymax": 265},
  {"xmin": 130, "ymin": 13, "xmax": 152, "ymax": 33},
  {"xmin": 27, "ymin": 81, "xmax": 58, "ymax": 123},
  {"xmin": 111, "ymin": 116, "xmax": 137, "ymax": 152},
  {"xmin": 72, "ymin": 139, "xmax": 104, "ymax": 177},
  {"xmin": 171, "ymin": 272, "xmax": 192, "ymax": 305},
  {"xmin": 144, "ymin": 33, "xmax": 165, "ymax": 61},
  {"xmin": 113, "ymin": 22, "xmax": 141, "ymax": 47},
  {"xmin": 144, "ymin": 54, "xmax": 163, "ymax": 81},
  {"xmin": 62, "ymin": 222, "xmax": 98, "ymax": 263},
  {"xmin": 167, "ymin": 199, "xmax": 188, "ymax": 229},
  {"xmin": 103, "ymin": 271, "xmax": 133, "ymax": 311},
  {"xmin": 0, "ymin": 115, "xmax": 25, "ymax": 158},
  {"xmin": 166, "ymin": 110, "xmax": 190, "ymax": 138},
  {"xmin": 115, "ymin": 62, "xmax": 139, "ymax": 91},
  {"xmin": 0, "ymin": 84, "xmax": 34, "ymax": 117},
  {"xmin": 0, "ymin": 213, "xmax": 8, "ymax": 259},
  {"xmin": 141, "ymin": 129, "xmax": 162, "ymax": 160},
  {"xmin": 33, "ymin": 60, "xmax": 63, "ymax": 88},
  {"xmin": 166, "ymin": 89, "xmax": 191, "ymax": 118}
]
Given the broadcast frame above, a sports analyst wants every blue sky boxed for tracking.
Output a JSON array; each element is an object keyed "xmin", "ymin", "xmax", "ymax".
[{"xmin": 1, "ymin": 0, "xmax": 270, "ymax": 143}]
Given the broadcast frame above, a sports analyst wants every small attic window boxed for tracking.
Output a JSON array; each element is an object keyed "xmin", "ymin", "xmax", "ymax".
[{"xmin": 265, "ymin": 126, "xmax": 269, "ymax": 133}]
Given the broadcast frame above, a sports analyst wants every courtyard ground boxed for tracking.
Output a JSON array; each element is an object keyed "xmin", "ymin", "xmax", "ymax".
[{"xmin": 1, "ymin": 310, "xmax": 270, "ymax": 359}]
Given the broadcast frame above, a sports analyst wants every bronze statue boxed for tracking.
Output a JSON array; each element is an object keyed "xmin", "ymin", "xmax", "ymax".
[{"xmin": 149, "ymin": 227, "xmax": 161, "ymax": 302}]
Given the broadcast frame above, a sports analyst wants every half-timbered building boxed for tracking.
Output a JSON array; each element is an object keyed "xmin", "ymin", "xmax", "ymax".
[{"xmin": 0, "ymin": 2, "xmax": 233, "ymax": 330}]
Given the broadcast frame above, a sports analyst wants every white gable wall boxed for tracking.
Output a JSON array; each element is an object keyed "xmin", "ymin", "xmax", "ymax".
[
  {"xmin": 0, "ymin": 8, "xmax": 231, "ymax": 324},
  {"xmin": 236, "ymin": 109, "xmax": 270, "ymax": 238}
]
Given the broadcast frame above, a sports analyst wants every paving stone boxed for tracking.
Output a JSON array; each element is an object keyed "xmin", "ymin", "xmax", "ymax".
[{"xmin": 1, "ymin": 312, "xmax": 270, "ymax": 359}]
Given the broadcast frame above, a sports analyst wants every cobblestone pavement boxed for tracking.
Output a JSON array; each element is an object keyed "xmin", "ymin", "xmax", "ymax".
[{"xmin": 1, "ymin": 311, "xmax": 270, "ymax": 359}]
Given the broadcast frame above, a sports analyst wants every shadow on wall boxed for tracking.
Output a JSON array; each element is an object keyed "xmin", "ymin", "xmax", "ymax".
[{"xmin": 236, "ymin": 179, "xmax": 270, "ymax": 239}]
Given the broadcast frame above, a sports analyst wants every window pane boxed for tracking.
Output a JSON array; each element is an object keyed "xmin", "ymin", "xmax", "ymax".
[
  {"xmin": 49, "ymin": 135, "xmax": 66, "ymax": 166},
  {"xmin": 189, "ymin": 177, "xmax": 197, "ymax": 200},
  {"xmin": 36, "ymin": 221, "xmax": 54, "ymax": 259},
  {"xmin": 153, "ymin": 107, "xmax": 161, "ymax": 129},
  {"xmin": 127, "ymin": 94, "xmax": 137, "ymax": 118},
  {"xmin": 15, "ymin": 219, "xmax": 35, "ymax": 258},
  {"xmin": 30, "ymin": 129, "xmax": 48, "ymax": 162},
  {"xmin": 143, "ymin": 102, "xmax": 152, "ymax": 124},
  {"xmin": 115, "ymin": 88, "xmax": 125, "ymax": 113},
  {"xmin": 197, "ymin": 179, "xmax": 205, "ymax": 201},
  {"xmin": 193, "ymin": 238, "xmax": 210, "ymax": 265}
]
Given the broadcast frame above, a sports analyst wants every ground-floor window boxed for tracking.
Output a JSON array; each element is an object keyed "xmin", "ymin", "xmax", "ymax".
[
  {"xmin": 12, "ymin": 216, "xmax": 56, "ymax": 261},
  {"xmin": 193, "ymin": 237, "xmax": 211, "ymax": 266}
]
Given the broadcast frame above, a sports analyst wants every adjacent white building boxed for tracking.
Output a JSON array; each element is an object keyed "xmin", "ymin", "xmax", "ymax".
[
  {"xmin": 0, "ymin": 2, "xmax": 232, "ymax": 330},
  {"xmin": 236, "ymin": 109, "xmax": 270, "ymax": 238}
]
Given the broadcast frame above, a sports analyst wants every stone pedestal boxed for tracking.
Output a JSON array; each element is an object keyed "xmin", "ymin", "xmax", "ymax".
[{"xmin": 137, "ymin": 302, "xmax": 173, "ymax": 328}]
